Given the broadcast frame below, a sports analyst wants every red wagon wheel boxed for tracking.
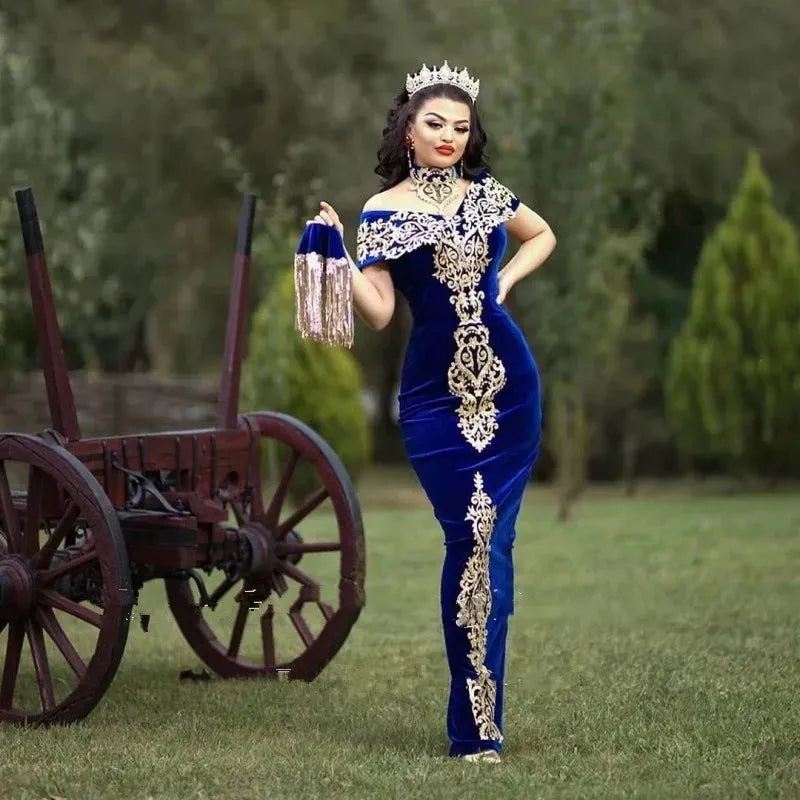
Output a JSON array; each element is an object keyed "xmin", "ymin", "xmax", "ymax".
[
  {"xmin": 0, "ymin": 434, "xmax": 132, "ymax": 724},
  {"xmin": 166, "ymin": 412, "xmax": 365, "ymax": 681}
]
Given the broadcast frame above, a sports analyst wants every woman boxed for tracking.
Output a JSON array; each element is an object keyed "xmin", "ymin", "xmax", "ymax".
[{"xmin": 310, "ymin": 62, "xmax": 556, "ymax": 763}]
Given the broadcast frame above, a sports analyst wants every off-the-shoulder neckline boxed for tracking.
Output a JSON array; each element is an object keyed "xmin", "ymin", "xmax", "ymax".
[{"xmin": 361, "ymin": 169, "xmax": 489, "ymax": 220}]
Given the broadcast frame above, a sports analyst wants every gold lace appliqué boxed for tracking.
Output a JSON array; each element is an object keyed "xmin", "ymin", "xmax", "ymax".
[
  {"xmin": 456, "ymin": 471, "xmax": 503, "ymax": 743},
  {"xmin": 356, "ymin": 175, "xmax": 518, "ymax": 451},
  {"xmin": 435, "ymin": 176, "xmax": 517, "ymax": 452},
  {"xmin": 356, "ymin": 212, "xmax": 445, "ymax": 266},
  {"xmin": 358, "ymin": 177, "xmax": 518, "ymax": 742}
]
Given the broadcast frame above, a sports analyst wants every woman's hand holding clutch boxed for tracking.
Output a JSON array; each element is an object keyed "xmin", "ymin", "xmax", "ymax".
[
  {"xmin": 308, "ymin": 201, "xmax": 344, "ymax": 238},
  {"xmin": 295, "ymin": 203, "xmax": 352, "ymax": 347},
  {"xmin": 304, "ymin": 199, "xmax": 395, "ymax": 332}
]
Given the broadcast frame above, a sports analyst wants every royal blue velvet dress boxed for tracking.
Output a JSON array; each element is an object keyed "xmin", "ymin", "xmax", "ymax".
[{"xmin": 356, "ymin": 168, "xmax": 542, "ymax": 757}]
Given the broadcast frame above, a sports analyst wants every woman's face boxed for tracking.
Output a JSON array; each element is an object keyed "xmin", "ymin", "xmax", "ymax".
[{"xmin": 407, "ymin": 96, "xmax": 471, "ymax": 170}]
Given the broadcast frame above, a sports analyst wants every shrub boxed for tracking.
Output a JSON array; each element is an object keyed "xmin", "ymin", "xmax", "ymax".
[{"xmin": 242, "ymin": 266, "xmax": 371, "ymax": 502}]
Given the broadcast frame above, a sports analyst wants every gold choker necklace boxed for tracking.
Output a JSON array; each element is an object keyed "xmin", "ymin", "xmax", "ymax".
[{"xmin": 409, "ymin": 164, "xmax": 460, "ymax": 214}]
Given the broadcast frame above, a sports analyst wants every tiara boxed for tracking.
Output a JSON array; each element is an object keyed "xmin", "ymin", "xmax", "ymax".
[{"xmin": 405, "ymin": 61, "xmax": 480, "ymax": 103}]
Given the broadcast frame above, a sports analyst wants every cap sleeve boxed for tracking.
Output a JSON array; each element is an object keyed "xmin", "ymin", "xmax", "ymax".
[
  {"xmin": 481, "ymin": 175, "xmax": 520, "ymax": 225},
  {"xmin": 355, "ymin": 210, "xmax": 444, "ymax": 270},
  {"xmin": 356, "ymin": 211, "xmax": 390, "ymax": 270}
]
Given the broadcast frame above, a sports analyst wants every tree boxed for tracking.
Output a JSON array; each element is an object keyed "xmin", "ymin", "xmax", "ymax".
[
  {"xmin": 666, "ymin": 150, "xmax": 800, "ymax": 479},
  {"xmin": 483, "ymin": 0, "xmax": 660, "ymax": 517},
  {"xmin": 5, "ymin": 0, "xmax": 799, "ymax": 491},
  {"xmin": 0, "ymin": 15, "xmax": 109, "ymax": 373}
]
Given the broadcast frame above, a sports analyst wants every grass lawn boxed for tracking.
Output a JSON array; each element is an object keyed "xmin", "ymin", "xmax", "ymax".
[{"xmin": 2, "ymin": 473, "xmax": 799, "ymax": 799}]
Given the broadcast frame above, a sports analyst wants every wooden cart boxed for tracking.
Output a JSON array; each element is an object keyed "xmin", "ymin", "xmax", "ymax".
[{"xmin": 0, "ymin": 189, "xmax": 365, "ymax": 724}]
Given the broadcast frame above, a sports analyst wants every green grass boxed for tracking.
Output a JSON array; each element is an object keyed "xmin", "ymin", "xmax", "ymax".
[{"xmin": 2, "ymin": 480, "xmax": 799, "ymax": 799}]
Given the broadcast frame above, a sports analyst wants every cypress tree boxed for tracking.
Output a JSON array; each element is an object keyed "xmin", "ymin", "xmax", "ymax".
[{"xmin": 666, "ymin": 150, "xmax": 800, "ymax": 478}]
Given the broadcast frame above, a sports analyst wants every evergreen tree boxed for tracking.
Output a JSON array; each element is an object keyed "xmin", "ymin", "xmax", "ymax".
[{"xmin": 666, "ymin": 150, "xmax": 800, "ymax": 477}]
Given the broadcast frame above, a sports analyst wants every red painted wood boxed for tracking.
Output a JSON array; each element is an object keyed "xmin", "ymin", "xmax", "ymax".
[
  {"xmin": 26, "ymin": 619, "xmax": 56, "ymax": 710},
  {"xmin": 0, "ymin": 190, "xmax": 367, "ymax": 719},
  {"xmin": 0, "ymin": 623, "xmax": 24, "ymax": 710},
  {"xmin": 0, "ymin": 434, "xmax": 131, "ymax": 725},
  {"xmin": 15, "ymin": 189, "xmax": 81, "ymax": 441},
  {"xmin": 165, "ymin": 411, "xmax": 365, "ymax": 682},
  {"xmin": 217, "ymin": 193, "xmax": 257, "ymax": 430},
  {"xmin": 35, "ymin": 606, "xmax": 87, "ymax": 678}
]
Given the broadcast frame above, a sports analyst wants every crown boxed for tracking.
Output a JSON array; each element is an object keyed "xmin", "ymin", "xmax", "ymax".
[{"xmin": 405, "ymin": 61, "xmax": 480, "ymax": 102}]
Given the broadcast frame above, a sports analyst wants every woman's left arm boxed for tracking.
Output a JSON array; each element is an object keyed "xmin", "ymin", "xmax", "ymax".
[{"xmin": 497, "ymin": 203, "xmax": 557, "ymax": 303}]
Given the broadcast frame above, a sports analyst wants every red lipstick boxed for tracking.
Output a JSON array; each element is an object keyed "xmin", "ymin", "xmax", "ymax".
[{"xmin": 435, "ymin": 146, "xmax": 455, "ymax": 155}]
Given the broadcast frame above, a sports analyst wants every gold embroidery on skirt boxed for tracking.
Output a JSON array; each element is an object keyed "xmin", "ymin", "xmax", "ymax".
[
  {"xmin": 456, "ymin": 472, "xmax": 503, "ymax": 743},
  {"xmin": 448, "ymin": 324, "xmax": 506, "ymax": 450}
]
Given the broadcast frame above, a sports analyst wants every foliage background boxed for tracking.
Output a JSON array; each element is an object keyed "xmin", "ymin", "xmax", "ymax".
[
  {"xmin": 0, "ymin": 7, "xmax": 798, "ymax": 797},
  {"xmin": 1, "ymin": 0, "xmax": 798, "ymax": 509}
]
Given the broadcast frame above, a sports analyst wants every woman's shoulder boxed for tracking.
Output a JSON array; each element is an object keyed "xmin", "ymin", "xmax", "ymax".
[
  {"xmin": 361, "ymin": 184, "xmax": 408, "ymax": 213},
  {"xmin": 361, "ymin": 176, "xmax": 477, "ymax": 216}
]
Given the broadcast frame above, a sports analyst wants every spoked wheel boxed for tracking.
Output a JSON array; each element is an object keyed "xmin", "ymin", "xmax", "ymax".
[
  {"xmin": 0, "ymin": 434, "xmax": 132, "ymax": 724},
  {"xmin": 165, "ymin": 412, "xmax": 365, "ymax": 681}
]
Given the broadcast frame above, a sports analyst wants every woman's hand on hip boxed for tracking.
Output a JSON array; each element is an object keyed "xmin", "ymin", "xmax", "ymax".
[
  {"xmin": 496, "ymin": 271, "xmax": 514, "ymax": 304},
  {"xmin": 308, "ymin": 201, "xmax": 344, "ymax": 238}
]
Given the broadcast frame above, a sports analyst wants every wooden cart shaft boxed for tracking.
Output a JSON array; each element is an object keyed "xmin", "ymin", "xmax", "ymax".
[
  {"xmin": 13, "ymin": 188, "xmax": 260, "ymax": 571},
  {"xmin": 14, "ymin": 187, "xmax": 258, "ymax": 441}
]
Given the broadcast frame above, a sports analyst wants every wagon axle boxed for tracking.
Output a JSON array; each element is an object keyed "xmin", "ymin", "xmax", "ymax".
[{"xmin": 0, "ymin": 557, "xmax": 34, "ymax": 620}]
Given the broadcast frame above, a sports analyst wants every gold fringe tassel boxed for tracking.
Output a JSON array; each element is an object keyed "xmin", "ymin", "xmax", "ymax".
[{"xmin": 294, "ymin": 253, "xmax": 353, "ymax": 348}]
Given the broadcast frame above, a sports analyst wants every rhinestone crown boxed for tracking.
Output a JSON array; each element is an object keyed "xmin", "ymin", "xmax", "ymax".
[{"xmin": 405, "ymin": 61, "xmax": 480, "ymax": 103}]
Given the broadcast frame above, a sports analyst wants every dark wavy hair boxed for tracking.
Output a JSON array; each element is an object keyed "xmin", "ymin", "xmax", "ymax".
[{"xmin": 375, "ymin": 83, "xmax": 490, "ymax": 190}]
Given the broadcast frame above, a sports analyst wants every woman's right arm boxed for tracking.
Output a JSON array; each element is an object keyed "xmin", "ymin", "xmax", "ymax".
[{"xmin": 350, "ymin": 257, "xmax": 395, "ymax": 331}]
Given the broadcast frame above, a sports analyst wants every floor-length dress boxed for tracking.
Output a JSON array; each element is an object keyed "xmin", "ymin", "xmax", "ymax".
[{"xmin": 356, "ymin": 169, "xmax": 542, "ymax": 756}]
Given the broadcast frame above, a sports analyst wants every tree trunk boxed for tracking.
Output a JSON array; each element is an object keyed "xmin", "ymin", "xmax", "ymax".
[
  {"xmin": 622, "ymin": 415, "xmax": 638, "ymax": 497},
  {"xmin": 553, "ymin": 381, "xmax": 588, "ymax": 521}
]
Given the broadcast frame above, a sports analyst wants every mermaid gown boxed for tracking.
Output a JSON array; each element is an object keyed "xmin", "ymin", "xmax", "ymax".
[{"xmin": 356, "ymin": 169, "xmax": 542, "ymax": 756}]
